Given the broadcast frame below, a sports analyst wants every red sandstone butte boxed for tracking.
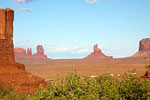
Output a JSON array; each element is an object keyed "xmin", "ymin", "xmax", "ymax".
[
  {"xmin": 33, "ymin": 45, "xmax": 49, "ymax": 60},
  {"xmin": 84, "ymin": 44, "xmax": 113, "ymax": 59},
  {"xmin": 0, "ymin": 8, "xmax": 46, "ymax": 94},
  {"xmin": 14, "ymin": 45, "xmax": 49, "ymax": 60},
  {"xmin": 132, "ymin": 38, "xmax": 150, "ymax": 58}
]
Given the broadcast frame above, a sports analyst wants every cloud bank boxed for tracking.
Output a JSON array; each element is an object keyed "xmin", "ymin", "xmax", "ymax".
[
  {"xmin": 86, "ymin": 0, "xmax": 99, "ymax": 5},
  {"xmin": 16, "ymin": 8, "xmax": 32, "ymax": 12},
  {"xmin": 13, "ymin": 0, "xmax": 38, "ymax": 4}
]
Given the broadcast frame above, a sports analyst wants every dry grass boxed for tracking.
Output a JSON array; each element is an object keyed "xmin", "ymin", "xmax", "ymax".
[{"xmin": 16, "ymin": 57, "xmax": 149, "ymax": 81}]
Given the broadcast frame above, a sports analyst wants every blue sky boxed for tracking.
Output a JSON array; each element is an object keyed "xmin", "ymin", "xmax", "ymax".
[{"xmin": 1, "ymin": 0, "xmax": 150, "ymax": 59}]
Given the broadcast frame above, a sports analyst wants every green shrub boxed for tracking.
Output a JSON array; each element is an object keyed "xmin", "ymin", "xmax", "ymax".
[
  {"xmin": 0, "ymin": 83, "xmax": 27, "ymax": 100},
  {"xmin": 30, "ymin": 73, "xmax": 150, "ymax": 100},
  {"xmin": 1, "ymin": 72, "xmax": 150, "ymax": 100}
]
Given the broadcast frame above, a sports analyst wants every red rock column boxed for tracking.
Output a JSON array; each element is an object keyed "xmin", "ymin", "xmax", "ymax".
[
  {"xmin": 37, "ymin": 45, "xmax": 44, "ymax": 55},
  {"xmin": 0, "ymin": 8, "xmax": 15, "ymax": 65},
  {"xmin": 27, "ymin": 48, "xmax": 32, "ymax": 56}
]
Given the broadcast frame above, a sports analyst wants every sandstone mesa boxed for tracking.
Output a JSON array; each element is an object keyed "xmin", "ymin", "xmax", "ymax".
[{"xmin": 14, "ymin": 45, "xmax": 49, "ymax": 60}]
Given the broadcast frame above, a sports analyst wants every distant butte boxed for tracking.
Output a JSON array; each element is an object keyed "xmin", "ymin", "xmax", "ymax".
[
  {"xmin": 14, "ymin": 45, "xmax": 49, "ymax": 60},
  {"xmin": 132, "ymin": 38, "xmax": 150, "ymax": 58},
  {"xmin": 84, "ymin": 44, "xmax": 113, "ymax": 59}
]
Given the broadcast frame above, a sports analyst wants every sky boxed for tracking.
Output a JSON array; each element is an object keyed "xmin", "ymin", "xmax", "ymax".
[{"xmin": 0, "ymin": 0, "xmax": 150, "ymax": 59}]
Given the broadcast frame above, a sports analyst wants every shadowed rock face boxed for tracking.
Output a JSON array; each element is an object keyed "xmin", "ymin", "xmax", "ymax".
[
  {"xmin": 84, "ymin": 44, "xmax": 113, "ymax": 59},
  {"xmin": 139, "ymin": 38, "xmax": 150, "ymax": 51},
  {"xmin": 0, "ymin": 8, "xmax": 46, "ymax": 94}
]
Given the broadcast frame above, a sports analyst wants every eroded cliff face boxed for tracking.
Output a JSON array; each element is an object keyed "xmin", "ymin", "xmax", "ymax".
[
  {"xmin": 0, "ymin": 8, "xmax": 46, "ymax": 94},
  {"xmin": 84, "ymin": 44, "xmax": 113, "ymax": 59}
]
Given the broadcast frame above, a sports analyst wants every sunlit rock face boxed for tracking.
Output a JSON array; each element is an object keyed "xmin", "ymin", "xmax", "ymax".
[
  {"xmin": 84, "ymin": 44, "xmax": 113, "ymax": 59},
  {"xmin": 0, "ymin": 8, "xmax": 15, "ymax": 64},
  {"xmin": 14, "ymin": 45, "xmax": 49, "ymax": 60},
  {"xmin": 131, "ymin": 38, "xmax": 150, "ymax": 58},
  {"xmin": 0, "ymin": 8, "xmax": 47, "ymax": 94},
  {"xmin": 139, "ymin": 38, "xmax": 150, "ymax": 52},
  {"xmin": 33, "ymin": 45, "xmax": 49, "ymax": 60}
]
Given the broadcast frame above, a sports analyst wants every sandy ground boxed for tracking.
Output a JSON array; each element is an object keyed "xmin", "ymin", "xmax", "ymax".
[{"xmin": 16, "ymin": 57, "xmax": 149, "ymax": 81}]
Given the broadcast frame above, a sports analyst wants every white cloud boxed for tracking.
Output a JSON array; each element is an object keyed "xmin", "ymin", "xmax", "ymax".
[
  {"xmin": 74, "ymin": 41, "xmax": 80, "ymax": 44},
  {"xmin": 76, "ymin": 49, "xmax": 91, "ymax": 54},
  {"xmin": 44, "ymin": 45, "xmax": 80, "ymax": 53},
  {"xmin": 16, "ymin": 8, "xmax": 32, "ymax": 12},
  {"xmin": 13, "ymin": 0, "xmax": 38, "ymax": 4},
  {"xmin": 86, "ymin": 0, "xmax": 99, "ymax": 5}
]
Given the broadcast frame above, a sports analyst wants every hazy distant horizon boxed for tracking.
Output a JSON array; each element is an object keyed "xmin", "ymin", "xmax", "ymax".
[{"xmin": 1, "ymin": 0, "xmax": 150, "ymax": 59}]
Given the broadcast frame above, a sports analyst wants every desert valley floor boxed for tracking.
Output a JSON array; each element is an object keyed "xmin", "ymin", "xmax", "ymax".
[{"xmin": 16, "ymin": 57, "xmax": 149, "ymax": 81}]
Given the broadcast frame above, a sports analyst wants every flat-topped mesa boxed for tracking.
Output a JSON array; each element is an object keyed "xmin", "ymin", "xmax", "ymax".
[
  {"xmin": 139, "ymin": 38, "xmax": 150, "ymax": 51},
  {"xmin": 14, "ymin": 48, "xmax": 26, "ymax": 58},
  {"xmin": 0, "ymin": 8, "xmax": 15, "ymax": 64},
  {"xmin": 14, "ymin": 45, "xmax": 49, "ymax": 60},
  {"xmin": 84, "ymin": 44, "xmax": 113, "ymax": 59}
]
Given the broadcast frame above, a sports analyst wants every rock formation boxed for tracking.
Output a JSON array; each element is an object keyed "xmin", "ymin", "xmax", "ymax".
[
  {"xmin": 139, "ymin": 38, "xmax": 150, "ymax": 51},
  {"xmin": 0, "ymin": 8, "xmax": 15, "ymax": 64},
  {"xmin": 132, "ymin": 38, "xmax": 150, "ymax": 58},
  {"xmin": 84, "ymin": 44, "xmax": 113, "ymax": 59},
  {"xmin": 0, "ymin": 8, "xmax": 46, "ymax": 93},
  {"xmin": 14, "ymin": 48, "xmax": 26, "ymax": 58},
  {"xmin": 14, "ymin": 45, "xmax": 49, "ymax": 60},
  {"xmin": 33, "ymin": 45, "xmax": 48, "ymax": 59},
  {"xmin": 27, "ymin": 48, "xmax": 32, "ymax": 56}
]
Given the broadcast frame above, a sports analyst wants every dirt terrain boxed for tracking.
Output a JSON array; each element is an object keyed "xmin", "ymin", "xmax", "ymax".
[{"xmin": 16, "ymin": 57, "xmax": 149, "ymax": 81}]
